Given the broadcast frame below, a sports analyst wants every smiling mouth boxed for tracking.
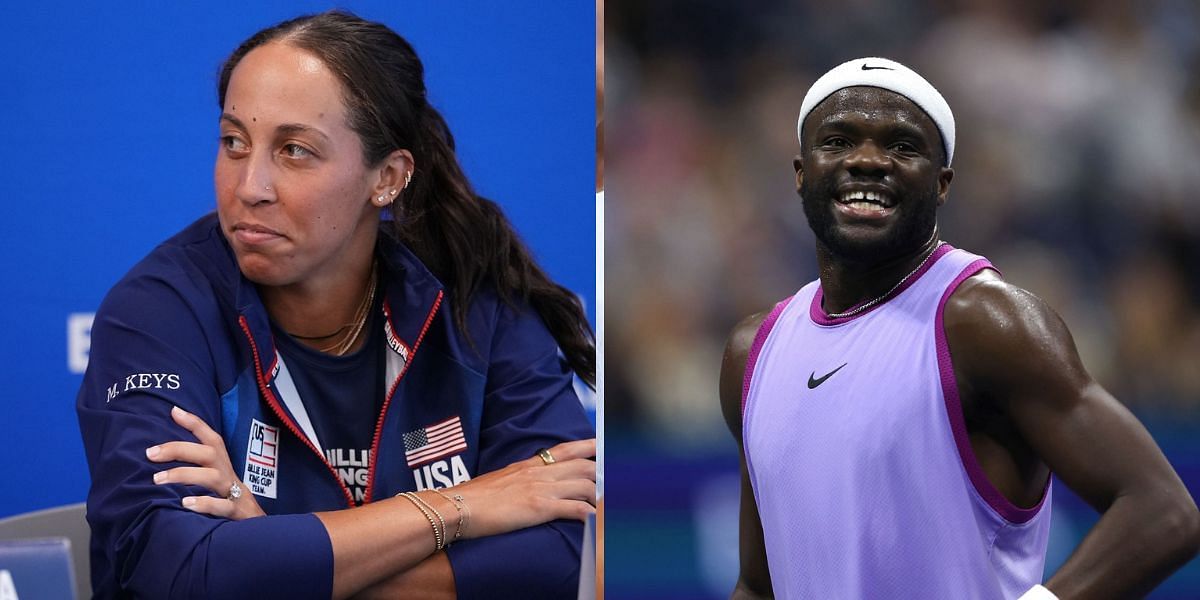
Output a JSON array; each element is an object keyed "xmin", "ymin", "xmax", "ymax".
[{"xmin": 836, "ymin": 190, "xmax": 894, "ymax": 215}]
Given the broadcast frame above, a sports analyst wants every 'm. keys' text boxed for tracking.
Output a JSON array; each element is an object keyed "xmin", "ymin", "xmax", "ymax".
[{"xmin": 106, "ymin": 373, "xmax": 181, "ymax": 402}]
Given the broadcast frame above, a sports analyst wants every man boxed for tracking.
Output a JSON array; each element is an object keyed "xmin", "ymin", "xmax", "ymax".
[{"xmin": 719, "ymin": 57, "xmax": 1199, "ymax": 599}]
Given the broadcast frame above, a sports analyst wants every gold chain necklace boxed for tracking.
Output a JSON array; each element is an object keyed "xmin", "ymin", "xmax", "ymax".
[
  {"xmin": 287, "ymin": 259, "xmax": 378, "ymax": 356},
  {"xmin": 824, "ymin": 242, "xmax": 944, "ymax": 319},
  {"xmin": 321, "ymin": 259, "xmax": 378, "ymax": 356}
]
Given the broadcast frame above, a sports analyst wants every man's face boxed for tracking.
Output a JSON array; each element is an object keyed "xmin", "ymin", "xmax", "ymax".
[{"xmin": 796, "ymin": 87, "xmax": 952, "ymax": 263}]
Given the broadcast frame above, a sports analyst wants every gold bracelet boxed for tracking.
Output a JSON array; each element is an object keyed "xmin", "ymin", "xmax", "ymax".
[
  {"xmin": 453, "ymin": 493, "xmax": 470, "ymax": 540},
  {"xmin": 397, "ymin": 492, "xmax": 444, "ymax": 551},
  {"xmin": 405, "ymin": 492, "xmax": 447, "ymax": 550},
  {"xmin": 431, "ymin": 488, "xmax": 469, "ymax": 542},
  {"xmin": 397, "ymin": 492, "xmax": 442, "ymax": 551}
]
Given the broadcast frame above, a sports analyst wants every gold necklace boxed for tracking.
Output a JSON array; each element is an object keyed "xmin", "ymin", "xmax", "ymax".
[
  {"xmin": 309, "ymin": 259, "xmax": 378, "ymax": 356},
  {"xmin": 824, "ymin": 242, "xmax": 945, "ymax": 319},
  {"xmin": 288, "ymin": 325, "xmax": 351, "ymax": 341}
]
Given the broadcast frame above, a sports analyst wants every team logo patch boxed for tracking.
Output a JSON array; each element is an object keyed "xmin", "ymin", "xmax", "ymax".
[
  {"xmin": 243, "ymin": 419, "xmax": 279, "ymax": 499},
  {"xmin": 403, "ymin": 416, "xmax": 467, "ymax": 468}
]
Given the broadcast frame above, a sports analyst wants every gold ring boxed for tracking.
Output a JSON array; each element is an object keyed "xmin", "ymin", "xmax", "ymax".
[{"xmin": 536, "ymin": 448, "xmax": 556, "ymax": 465}]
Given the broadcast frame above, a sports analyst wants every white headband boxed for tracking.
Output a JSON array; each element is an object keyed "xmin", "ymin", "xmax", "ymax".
[{"xmin": 797, "ymin": 57, "xmax": 955, "ymax": 165}]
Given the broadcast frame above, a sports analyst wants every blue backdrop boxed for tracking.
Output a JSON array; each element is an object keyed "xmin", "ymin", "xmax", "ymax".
[{"xmin": 0, "ymin": 2, "xmax": 595, "ymax": 519}]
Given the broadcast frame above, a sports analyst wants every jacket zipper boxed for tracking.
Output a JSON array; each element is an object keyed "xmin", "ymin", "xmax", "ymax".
[
  {"xmin": 238, "ymin": 315, "xmax": 356, "ymax": 507},
  {"xmin": 362, "ymin": 290, "xmax": 444, "ymax": 503}
]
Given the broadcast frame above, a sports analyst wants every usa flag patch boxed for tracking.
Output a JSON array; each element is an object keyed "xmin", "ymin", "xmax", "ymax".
[{"xmin": 403, "ymin": 416, "xmax": 467, "ymax": 468}]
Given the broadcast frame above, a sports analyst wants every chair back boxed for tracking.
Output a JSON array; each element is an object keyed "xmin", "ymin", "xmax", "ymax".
[
  {"xmin": 0, "ymin": 538, "xmax": 77, "ymax": 600},
  {"xmin": 0, "ymin": 504, "xmax": 89, "ymax": 600}
]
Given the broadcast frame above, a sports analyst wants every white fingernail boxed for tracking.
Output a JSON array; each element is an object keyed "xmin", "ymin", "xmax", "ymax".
[
  {"xmin": 182, "ymin": 497, "xmax": 197, "ymax": 508},
  {"xmin": 172, "ymin": 406, "xmax": 185, "ymax": 417},
  {"xmin": 146, "ymin": 446, "xmax": 160, "ymax": 459},
  {"xmin": 153, "ymin": 471, "xmax": 166, "ymax": 484}
]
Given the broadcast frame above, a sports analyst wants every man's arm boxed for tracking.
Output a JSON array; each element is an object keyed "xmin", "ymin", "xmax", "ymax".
[
  {"xmin": 719, "ymin": 310, "xmax": 774, "ymax": 599},
  {"xmin": 946, "ymin": 273, "xmax": 1200, "ymax": 599}
]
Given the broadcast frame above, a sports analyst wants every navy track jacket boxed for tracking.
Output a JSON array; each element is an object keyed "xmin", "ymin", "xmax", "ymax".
[{"xmin": 77, "ymin": 214, "xmax": 593, "ymax": 598}]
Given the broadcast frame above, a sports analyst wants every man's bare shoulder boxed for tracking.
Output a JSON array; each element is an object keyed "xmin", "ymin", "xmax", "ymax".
[
  {"xmin": 728, "ymin": 310, "xmax": 772, "ymax": 362},
  {"xmin": 720, "ymin": 308, "xmax": 776, "ymax": 442},
  {"xmin": 944, "ymin": 269, "xmax": 1089, "ymax": 399},
  {"xmin": 945, "ymin": 269, "xmax": 1053, "ymax": 331}
]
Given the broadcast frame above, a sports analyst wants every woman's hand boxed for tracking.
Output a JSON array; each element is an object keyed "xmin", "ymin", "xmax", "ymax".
[
  {"xmin": 146, "ymin": 405, "xmax": 266, "ymax": 520},
  {"xmin": 446, "ymin": 438, "xmax": 597, "ymax": 540}
]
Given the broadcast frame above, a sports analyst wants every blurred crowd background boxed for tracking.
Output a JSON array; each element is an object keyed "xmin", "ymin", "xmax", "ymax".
[{"xmin": 604, "ymin": 0, "xmax": 1200, "ymax": 597}]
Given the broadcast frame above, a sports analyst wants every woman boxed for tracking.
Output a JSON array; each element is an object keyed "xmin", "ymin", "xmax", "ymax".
[{"xmin": 77, "ymin": 11, "xmax": 596, "ymax": 599}]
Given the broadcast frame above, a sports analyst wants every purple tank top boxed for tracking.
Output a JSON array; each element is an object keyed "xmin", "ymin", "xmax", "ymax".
[{"xmin": 743, "ymin": 246, "xmax": 1051, "ymax": 599}]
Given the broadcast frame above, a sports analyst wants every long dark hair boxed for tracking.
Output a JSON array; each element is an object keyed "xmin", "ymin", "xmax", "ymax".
[{"xmin": 218, "ymin": 10, "xmax": 595, "ymax": 386}]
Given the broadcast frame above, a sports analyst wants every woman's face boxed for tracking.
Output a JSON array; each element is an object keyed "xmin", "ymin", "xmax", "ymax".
[{"xmin": 215, "ymin": 42, "xmax": 382, "ymax": 289}]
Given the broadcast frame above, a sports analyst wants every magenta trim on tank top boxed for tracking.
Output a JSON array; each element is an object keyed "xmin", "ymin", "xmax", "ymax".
[
  {"xmin": 934, "ymin": 258, "xmax": 1050, "ymax": 524},
  {"xmin": 810, "ymin": 243, "xmax": 955, "ymax": 326},
  {"xmin": 741, "ymin": 297, "xmax": 794, "ymax": 416}
]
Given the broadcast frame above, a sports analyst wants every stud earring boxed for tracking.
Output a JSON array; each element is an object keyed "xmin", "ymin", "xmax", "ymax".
[{"xmin": 265, "ymin": 185, "xmax": 271, "ymax": 191}]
